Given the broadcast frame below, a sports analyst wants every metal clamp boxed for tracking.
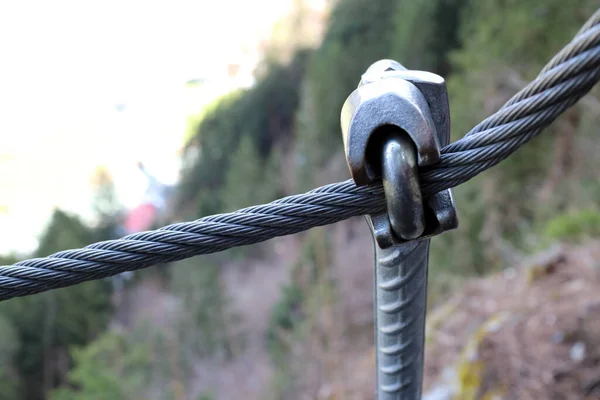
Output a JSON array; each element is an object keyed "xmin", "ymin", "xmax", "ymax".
[
  {"xmin": 340, "ymin": 60, "xmax": 458, "ymax": 399},
  {"xmin": 341, "ymin": 59, "xmax": 458, "ymax": 248}
]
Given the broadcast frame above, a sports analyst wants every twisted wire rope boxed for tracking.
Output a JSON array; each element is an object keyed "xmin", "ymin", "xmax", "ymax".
[{"xmin": 1, "ymin": 9, "xmax": 599, "ymax": 301}]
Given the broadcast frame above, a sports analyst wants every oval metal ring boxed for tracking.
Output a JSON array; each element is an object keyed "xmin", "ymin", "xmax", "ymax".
[{"xmin": 380, "ymin": 132, "xmax": 425, "ymax": 240}]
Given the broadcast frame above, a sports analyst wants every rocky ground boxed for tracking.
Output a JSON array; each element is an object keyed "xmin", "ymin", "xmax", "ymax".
[{"xmin": 423, "ymin": 241, "xmax": 600, "ymax": 400}]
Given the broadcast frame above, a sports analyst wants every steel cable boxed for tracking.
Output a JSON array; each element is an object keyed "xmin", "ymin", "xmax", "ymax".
[{"xmin": 1, "ymin": 9, "xmax": 599, "ymax": 301}]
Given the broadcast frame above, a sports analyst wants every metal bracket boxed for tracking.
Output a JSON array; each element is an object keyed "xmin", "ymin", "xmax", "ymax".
[{"xmin": 341, "ymin": 59, "xmax": 458, "ymax": 248}]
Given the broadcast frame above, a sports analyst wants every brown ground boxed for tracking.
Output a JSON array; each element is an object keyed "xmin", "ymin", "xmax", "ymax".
[{"xmin": 423, "ymin": 241, "xmax": 600, "ymax": 400}]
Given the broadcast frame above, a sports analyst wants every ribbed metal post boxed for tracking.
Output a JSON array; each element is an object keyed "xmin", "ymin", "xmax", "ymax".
[{"xmin": 373, "ymin": 238, "xmax": 429, "ymax": 399}]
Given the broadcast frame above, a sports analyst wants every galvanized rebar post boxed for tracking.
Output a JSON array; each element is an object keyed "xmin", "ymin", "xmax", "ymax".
[{"xmin": 341, "ymin": 60, "xmax": 458, "ymax": 399}]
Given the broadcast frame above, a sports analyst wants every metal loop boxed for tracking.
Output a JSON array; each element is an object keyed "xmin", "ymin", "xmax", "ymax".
[{"xmin": 380, "ymin": 132, "xmax": 425, "ymax": 240}]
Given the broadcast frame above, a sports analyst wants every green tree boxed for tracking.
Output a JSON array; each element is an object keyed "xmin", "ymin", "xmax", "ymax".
[
  {"xmin": 0, "ymin": 210, "xmax": 112, "ymax": 400},
  {"xmin": 0, "ymin": 313, "xmax": 20, "ymax": 400},
  {"xmin": 50, "ymin": 330, "xmax": 153, "ymax": 400}
]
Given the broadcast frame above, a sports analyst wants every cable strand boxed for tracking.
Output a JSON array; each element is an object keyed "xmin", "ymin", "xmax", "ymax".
[{"xmin": 1, "ymin": 9, "xmax": 599, "ymax": 301}]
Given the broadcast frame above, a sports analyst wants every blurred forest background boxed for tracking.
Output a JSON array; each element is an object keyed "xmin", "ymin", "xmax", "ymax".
[{"xmin": 1, "ymin": 0, "xmax": 600, "ymax": 399}]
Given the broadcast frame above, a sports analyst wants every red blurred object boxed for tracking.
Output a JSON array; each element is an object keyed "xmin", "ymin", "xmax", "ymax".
[{"xmin": 124, "ymin": 203, "xmax": 157, "ymax": 233}]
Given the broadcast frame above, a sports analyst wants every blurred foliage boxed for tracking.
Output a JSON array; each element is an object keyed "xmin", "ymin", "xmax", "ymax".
[
  {"xmin": 35, "ymin": 210, "xmax": 96, "ymax": 257},
  {"xmin": 391, "ymin": 0, "xmax": 466, "ymax": 75},
  {"xmin": 0, "ymin": 210, "xmax": 113, "ymax": 400},
  {"xmin": 221, "ymin": 135, "xmax": 282, "ymax": 214},
  {"xmin": 543, "ymin": 209, "xmax": 600, "ymax": 243},
  {"xmin": 266, "ymin": 279, "xmax": 304, "ymax": 399},
  {"xmin": 295, "ymin": 0, "xmax": 400, "ymax": 174},
  {"xmin": 266, "ymin": 228, "xmax": 334, "ymax": 399},
  {"xmin": 50, "ymin": 329, "xmax": 153, "ymax": 400},
  {"xmin": 52, "ymin": 257, "xmax": 241, "ymax": 400},
  {"xmin": 267, "ymin": 283, "xmax": 304, "ymax": 357},
  {"xmin": 267, "ymin": 239, "xmax": 315, "ymax": 399},
  {"xmin": 178, "ymin": 50, "xmax": 311, "ymax": 217},
  {"xmin": 50, "ymin": 320, "xmax": 209, "ymax": 400},
  {"xmin": 169, "ymin": 257, "xmax": 241, "ymax": 362},
  {"xmin": 0, "ymin": 313, "xmax": 20, "ymax": 398}
]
